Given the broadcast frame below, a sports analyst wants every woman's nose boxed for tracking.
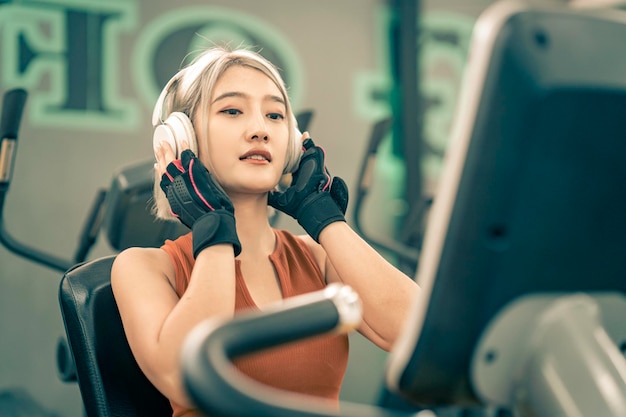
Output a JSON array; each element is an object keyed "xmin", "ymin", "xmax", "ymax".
[
  {"xmin": 248, "ymin": 115, "xmax": 269, "ymax": 141},
  {"xmin": 250, "ymin": 131, "xmax": 268, "ymax": 141}
]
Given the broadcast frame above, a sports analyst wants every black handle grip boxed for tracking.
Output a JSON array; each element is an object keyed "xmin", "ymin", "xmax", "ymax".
[
  {"xmin": 0, "ymin": 89, "xmax": 27, "ymax": 188},
  {"xmin": 1, "ymin": 88, "xmax": 27, "ymax": 140}
]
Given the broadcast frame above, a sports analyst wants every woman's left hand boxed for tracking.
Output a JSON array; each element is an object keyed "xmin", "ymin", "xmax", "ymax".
[{"xmin": 268, "ymin": 138, "xmax": 348, "ymax": 242}]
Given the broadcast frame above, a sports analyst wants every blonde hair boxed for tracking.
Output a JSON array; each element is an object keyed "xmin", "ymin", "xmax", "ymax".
[{"xmin": 152, "ymin": 46, "xmax": 302, "ymax": 220}]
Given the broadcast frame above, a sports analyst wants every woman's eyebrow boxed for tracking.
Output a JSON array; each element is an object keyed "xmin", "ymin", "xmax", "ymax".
[
  {"xmin": 212, "ymin": 91, "xmax": 246, "ymax": 104},
  {"xmin": 211, "ymin": 91, "xmax": 286, "ymax": 105},
  {"xmin": 267, "ymin": 94, "xmax": 286, "ymax": 105}
]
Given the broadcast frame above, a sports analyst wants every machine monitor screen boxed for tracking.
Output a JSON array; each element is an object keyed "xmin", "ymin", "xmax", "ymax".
[{"xmin": 386, "ymin": 0, "xmax": 626, "ymax": 407}]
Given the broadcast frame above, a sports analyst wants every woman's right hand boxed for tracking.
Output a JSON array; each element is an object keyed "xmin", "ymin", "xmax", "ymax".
[{"xmin": 159, "ymin": 149, "xmax": 241, "ymax": 257}]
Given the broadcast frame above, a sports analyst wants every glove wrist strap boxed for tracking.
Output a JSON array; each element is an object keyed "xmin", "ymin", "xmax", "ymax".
[
  {"xmin": 297, "ymin": 193, "xmax": 346, "ymax": 242},
  {"xmin": 192, "ymin": 210, "xmax": 242, "ymax": 258}
]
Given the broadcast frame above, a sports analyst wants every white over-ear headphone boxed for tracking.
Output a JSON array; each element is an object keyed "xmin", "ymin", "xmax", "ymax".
[
  {"xmin": 152, "ymin": 111, "xmax": 199, "ymax": 158},
  {"xmin": 152, "ymin": 69, "xmax": 199, "ymax": 158},
  {"xmin": 151, "ymin": 57, "xmax": 303, "ymax": 172}
]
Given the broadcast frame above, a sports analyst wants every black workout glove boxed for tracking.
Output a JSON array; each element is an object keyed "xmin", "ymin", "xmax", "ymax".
[
  {"xmin": 268, "ymin": 138, "xmax": 348, "ymax": 242},
  {"xmin": 160, "ymin": 150, "xmax": 241, "ymax": 257}
]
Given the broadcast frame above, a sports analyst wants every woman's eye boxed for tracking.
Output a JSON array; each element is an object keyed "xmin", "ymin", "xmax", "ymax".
[
  {"xmin": 267, "ymin": 113, "xmax": 284, "ymax": 120},
  {"xmin": 221, "ymin": 108, "xmax": 241, "ymax": 116}
]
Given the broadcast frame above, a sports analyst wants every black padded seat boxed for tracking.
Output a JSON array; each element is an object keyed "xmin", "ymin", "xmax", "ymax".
[{"xmin": 59, "ymin": 255, "xmax": 172, "ymax": 417}]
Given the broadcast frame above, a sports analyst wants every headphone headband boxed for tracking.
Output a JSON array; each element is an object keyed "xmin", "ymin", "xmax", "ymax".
[
  {"xmin": 152, "ymin": 69, "xmax": 187, "ymax": 127},
  {"xmin": 153, "ymin": 50, "xmax": 227, "ymax": 127}
]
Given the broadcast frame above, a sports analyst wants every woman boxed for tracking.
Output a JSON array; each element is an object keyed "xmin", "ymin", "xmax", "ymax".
[{"xmin": 111, "ymin": 46, "xmax": 419, "ymax": 417}]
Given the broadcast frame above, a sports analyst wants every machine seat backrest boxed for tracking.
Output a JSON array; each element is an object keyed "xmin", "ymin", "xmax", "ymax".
[{"xmin": 59, "ymin": 255, "xmax": 172, "ymax": 417}]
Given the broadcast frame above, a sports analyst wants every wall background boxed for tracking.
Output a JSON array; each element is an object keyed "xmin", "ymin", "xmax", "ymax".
[{"xmin": 0, "ymin": 1, "xmax": 489, "ymax": 416}]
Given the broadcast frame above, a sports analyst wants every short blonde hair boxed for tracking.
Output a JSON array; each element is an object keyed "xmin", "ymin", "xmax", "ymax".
[{"xmin": 152, "ymin": 46, "xmax": 302, "ymax": 220}]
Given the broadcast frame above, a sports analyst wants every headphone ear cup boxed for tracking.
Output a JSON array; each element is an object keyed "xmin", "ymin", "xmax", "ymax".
[
  {"xmin": 284, "ymin": 126, "xmax": 304, "ymax": 174},
  {"xmin": 169, "ymin": 112, "xmax": 198, "ymax": 155},
  {"xmin": 153, "ymin": 123, "xmax": 177, "ymax": 157},
  {"xmin": 152, "ymin": 112, "xmax": 198, "ymax": 158}
]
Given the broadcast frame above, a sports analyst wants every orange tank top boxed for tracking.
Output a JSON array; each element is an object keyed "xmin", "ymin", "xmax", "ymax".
[{"xmin": 160, "ymin": 229, "xmax": 349, "ymax": 417}]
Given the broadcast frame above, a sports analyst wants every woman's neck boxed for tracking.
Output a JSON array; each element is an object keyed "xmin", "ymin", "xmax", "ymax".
[{"xmin": 230, "ymin": 194, "xmax": 276, "ymax": 257}]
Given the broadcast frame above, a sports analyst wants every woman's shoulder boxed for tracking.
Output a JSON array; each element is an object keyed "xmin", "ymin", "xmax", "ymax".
[
  {"xmin": 113, "ymin": 246, "xmax": 172, "ymax": 274},
  {"xmin": 113, "ymin": 245, "xmax": 160, "ymax": 264},
  {"xmin": 112, "ymin": 245, "xmax": 177, "ymax": 291}
]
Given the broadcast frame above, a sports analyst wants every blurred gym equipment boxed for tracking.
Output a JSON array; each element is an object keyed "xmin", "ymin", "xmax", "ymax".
[{"xmin": 0, "ymin": 89, "xmax": 189, "ymax": 272}]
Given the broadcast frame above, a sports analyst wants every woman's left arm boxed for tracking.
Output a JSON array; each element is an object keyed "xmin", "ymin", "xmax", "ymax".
[
  {"xmin": 271, "ymin": 137, "xmax": 418, "ymax": 350},
  {"xmin": 316, "ymin": 222, "xmax": 420, "ymax": 351}
]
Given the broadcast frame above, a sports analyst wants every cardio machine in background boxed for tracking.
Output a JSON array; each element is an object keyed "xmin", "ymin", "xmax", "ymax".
[
  {"xmin": 0, "ymin": 88, "xmax": 188, "ymax": 273},
  {"xmin": 181, "ymin": 2, "xmax": 626, "ymax": 417}
]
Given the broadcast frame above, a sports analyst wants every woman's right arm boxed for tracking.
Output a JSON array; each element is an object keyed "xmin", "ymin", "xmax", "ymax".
[{"xmin": 111, "ymin": 243, "xmax": 236, "ymax": 407}]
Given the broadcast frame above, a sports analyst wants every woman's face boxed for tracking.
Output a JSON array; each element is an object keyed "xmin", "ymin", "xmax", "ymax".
[{"xmin": 198, "ymin": 65, "xmax": 290, "ymax": 196}]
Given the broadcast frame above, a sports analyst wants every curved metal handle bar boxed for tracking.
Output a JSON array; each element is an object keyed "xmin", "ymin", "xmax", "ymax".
[
  {"xmin": 0, "ymin": 89, "xmax": 75, "ymax": 272},
  {"xmin": 182, "ymin": 284, "xmax": 415, "ymax": 417}
]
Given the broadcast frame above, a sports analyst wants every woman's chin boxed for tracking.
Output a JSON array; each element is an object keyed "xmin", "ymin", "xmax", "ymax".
[{"xmin": 228, "ymin": 183, "xmax": 279, "ymax": 196}]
